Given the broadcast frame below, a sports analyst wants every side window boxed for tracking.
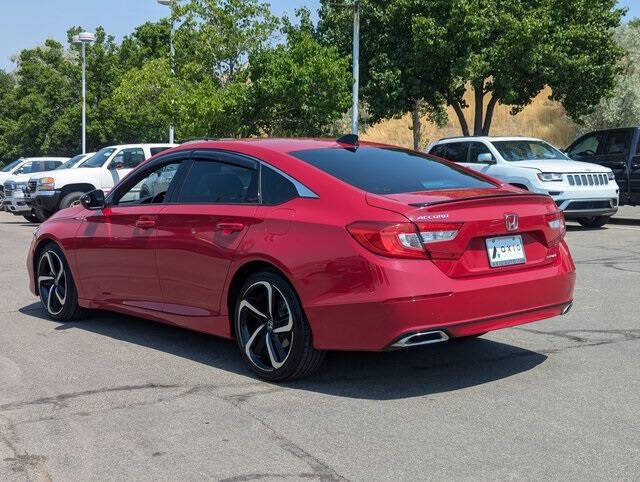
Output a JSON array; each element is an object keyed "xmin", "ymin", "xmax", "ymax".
[
  {"xmin": 44, "ymin": 160, "xmax": 61, "ymax": 170},
  {"xmin": 150, "ymin": 147, "xmax": 171, "ymax": 156},
  {"xmin": 569, "ymin": 134, "xmax": 601, "ymax": 158},
  {"xmin": 429, "ymin": 145, "xmax": 444, "ymax": 157},
  {"xmin": 437, "ymin": 143, "xmax": 469, "ymax": 163},
  {"xmin": 604, "ymin": 131, "xmax": 630, "ymax": 155},
  {"xmin": 468, "ymin": 142, "xmax": 491, "ymax": 163},
  {"xmin": 177, "ymin": 160, "xmax": 259, "ymax": 204},
  {"xmin": 261, "ymin": 165, "xmax": 298, "ymax": 205},
  {"xmin": 116, "ymin": 162, "xmax": 181, "ymax": 205},
  {"xmin": 110, "ymin": 148, "xmax": 145, "ymax": 169}
]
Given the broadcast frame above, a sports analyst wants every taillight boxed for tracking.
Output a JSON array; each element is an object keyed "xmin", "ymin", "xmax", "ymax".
[
  {"xmin": 545, "ymin": 211, "xmax": 566, "ymax": 246},
  {"xmin": 347, "ymin": 221, "xmax": 462, "ymax": 259},
  {"xmin": 415, "ymin": 222, "xmax": 462, "ymax": 244},
  {"xmin": 347, "ymin": 222, "xmax": 426, "ymax": 258}
]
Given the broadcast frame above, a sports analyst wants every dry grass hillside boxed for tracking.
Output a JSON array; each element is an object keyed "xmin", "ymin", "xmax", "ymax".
[{"xmin": 362, "ymin": 88, "xmax": 577, "ymax": 150}]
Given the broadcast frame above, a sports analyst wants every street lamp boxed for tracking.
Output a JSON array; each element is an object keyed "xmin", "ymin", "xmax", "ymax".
[
  {"xmin": 157, "ymin": 0, "xmax": 175, "ymax": 144},
  {"xmin": 73, "ymin": 32, "xmax": 95, "ymax": 154},
  {"xmin": 332, "ymin": 1, "xmax": 360, "ymax": 136}
]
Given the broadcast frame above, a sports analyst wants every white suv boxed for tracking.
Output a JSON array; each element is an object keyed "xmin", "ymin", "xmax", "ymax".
[
  {"xmin": 31, "ymin": 144, "xmax": 176, "ymax": 220},
  {"xmin": 428, "ymin": 137, "xmax": 619, "ymax": 228}
]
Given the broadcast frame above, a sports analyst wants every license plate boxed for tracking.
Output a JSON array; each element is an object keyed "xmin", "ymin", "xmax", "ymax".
[{"xmin": 486, "ymin": 235, "xmax": 526, "ymax": 267}]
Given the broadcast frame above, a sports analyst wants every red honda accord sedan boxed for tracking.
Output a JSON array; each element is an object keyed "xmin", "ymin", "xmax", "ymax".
[{"xmin": 27, "ymin": 137, "xmax": 575, "ymax": 380}]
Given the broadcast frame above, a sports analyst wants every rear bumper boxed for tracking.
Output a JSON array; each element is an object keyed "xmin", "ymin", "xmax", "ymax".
[{"xmin": 306, "ymin": 242, "xmax": 576, "ymax": 351}]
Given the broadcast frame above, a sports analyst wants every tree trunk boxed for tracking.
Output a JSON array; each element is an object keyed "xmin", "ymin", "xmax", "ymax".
[
  {"xmin": 482, "ymin": 95, "xmax": 499, "ymax": 136},
  {"xmin": 473, "ymin": 84, "xmax": 485, "ymax": 136},
  {"xmin": 411, "ymin": 100, "xmax": 422, "ymax": 150},
  {"xmin": 452, "ymin": 101, "xmax": 470, "ymax": 137}
]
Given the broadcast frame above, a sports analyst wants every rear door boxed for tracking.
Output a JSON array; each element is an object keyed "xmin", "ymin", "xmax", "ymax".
[
  {"xmin": 155, "ymin": 150, "xmax": 260, "ymax": 325},
  {"xmin": 627, "ymin": 130, "xmax": 640, "ymax": 204}
]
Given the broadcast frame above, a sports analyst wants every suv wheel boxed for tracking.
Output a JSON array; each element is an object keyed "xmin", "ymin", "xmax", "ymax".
[
  {"xmin": 234, "ymin": 272, "xmax": 325, "ymax": 381},
  {"xmin": 59, "ymin": 191, "xmax": 85, "ymax": 210},
  {"xmin": 577, "ymin": 216, "xmax": 611, "ymax": 229},
  {"xmin": 37, "ymin": 244, "xmax": 85, "ymax": 321}
]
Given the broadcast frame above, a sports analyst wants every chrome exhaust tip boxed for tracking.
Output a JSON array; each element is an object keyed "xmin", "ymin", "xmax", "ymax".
[
  {"xmin": 390, "ymin": 330, "xmax": 449, "ymax": 349},
  {"xmin": 562, "ymin": 302, "xmax": 573, "ymax": 315}
]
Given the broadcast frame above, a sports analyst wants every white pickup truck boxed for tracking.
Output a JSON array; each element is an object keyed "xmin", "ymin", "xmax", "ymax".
[{"xmin": 30, "ymin": 143, "xmax": 175, "ymax": 220}]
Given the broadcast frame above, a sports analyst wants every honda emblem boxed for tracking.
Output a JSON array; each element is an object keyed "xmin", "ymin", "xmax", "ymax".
[{"xmin": 505, "ymin": 213, "xmax": 519, "ymax": 232}]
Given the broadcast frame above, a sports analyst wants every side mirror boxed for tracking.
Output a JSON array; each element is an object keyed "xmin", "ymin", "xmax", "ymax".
[
  {"xmin": 110, "ymin": 161, "xmax": 124, "ymax": 170},
  {"xmin": 80, "ymin": 189, "xmax": 105, "ymax": 210},
  {"xmin": 477, "ymin": 153, "xmax": 496, "ymax": 164}
]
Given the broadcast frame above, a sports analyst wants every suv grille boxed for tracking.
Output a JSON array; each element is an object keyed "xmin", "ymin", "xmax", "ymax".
[{"xmin": 566, "ymin": 173, "xmax": 608, "ymax": 186}]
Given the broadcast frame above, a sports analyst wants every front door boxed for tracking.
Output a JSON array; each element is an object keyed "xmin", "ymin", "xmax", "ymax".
[
  {"xmin": 100, "ymin": 147, "xmax": 147, "ymax": 193},
  {"xmin": 568, "ymin": 131, "xmax": 629, "ymax": 194},
  {"xmin": 630, "ymin": 139, "xmax": 640, "ymax": 204},
  {"xmin": 155, "ymin": 151, "xmax": 260, "ymax": 326},
  {"xmin": 74, "ymin": 159, "xmax": 184, "ymax": 309}
]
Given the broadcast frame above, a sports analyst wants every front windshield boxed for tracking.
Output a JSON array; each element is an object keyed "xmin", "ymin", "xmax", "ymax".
[
  {"xmin": 58, "ymin": 154, "xmax": 86, "ymax": 170},
  {"xmin": 492, "ymin": 140, "xmax": 569, "ymax": 162},
  {"xmin": 81, "ymin": 148, "xmax": 116, "ymax": 168},
  {"xmin": 1, "ymin": 159, "xmax": 22, "ymax": 173}
]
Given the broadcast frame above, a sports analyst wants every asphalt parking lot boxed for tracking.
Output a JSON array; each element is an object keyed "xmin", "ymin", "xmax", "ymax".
[{"xmin": 1, "ymin": 209, "xmax": 639, "ymax": 481}]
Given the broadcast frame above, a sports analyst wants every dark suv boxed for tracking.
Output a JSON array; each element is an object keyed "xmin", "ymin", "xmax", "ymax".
[{"xmin": 567, "ymin": 127, "xmax": 640, "ymax": 206}]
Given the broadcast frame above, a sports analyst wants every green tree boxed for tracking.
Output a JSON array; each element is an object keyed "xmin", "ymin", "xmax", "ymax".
[
  {"xmin": 247, "ymin": 8, "xmax": 352, "ymax": 136},
  {"xmin": 172, "ymin": 0, "xmax": 279, "ymax": 83},
  {"xmin": 579, "ymin": 22, "xmax": 640, "ymax": 131},
  {"xmin": 320, "ymin": 0, "xmax": 625, "ymax": 148}
]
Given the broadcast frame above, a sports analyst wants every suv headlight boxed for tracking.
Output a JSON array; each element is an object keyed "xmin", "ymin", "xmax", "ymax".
[
  {"xmin": 537, "ymin": 173, "xmax": 563, "ymax": 182},
  {"xmin": 607, "ymin": 171, "xmax": 615, "ymax": 181},
  {"xmin": 37, "ymin": 177, "xmax": 55, "ymax": 191}
]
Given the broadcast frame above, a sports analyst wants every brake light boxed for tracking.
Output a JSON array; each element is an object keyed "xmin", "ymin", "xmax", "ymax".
[
  {"xmin": 545, "ymin": 211, "xmax": 566, "ymax": 246},
  {"xmin": 347, "ymin": 222, "xmax": 426, "ymax": 258},
  {"xmin": 347, "ymin": 221, "xmax": 462, "ymax": 259}
]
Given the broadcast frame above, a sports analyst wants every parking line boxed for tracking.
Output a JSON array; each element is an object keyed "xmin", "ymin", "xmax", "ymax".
[{"xmin": 607, "ymin": 225, "xmax": 640, "ymax": 232}]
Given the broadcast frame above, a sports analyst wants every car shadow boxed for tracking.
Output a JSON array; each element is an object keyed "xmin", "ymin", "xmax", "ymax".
[
  {"xmin": 19, "ymin": 302, "xmax": 547, "ymax": 401},
  {"xmin": 610, "ymin": 217, "xmax": 640, "ymax": 227}
]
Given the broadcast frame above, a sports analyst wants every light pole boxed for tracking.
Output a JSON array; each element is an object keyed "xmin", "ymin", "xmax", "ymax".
[
  {"xmin": 158, "ymin": 0, "xmax": 175, "ymax": 144},
  {"xmin": 333, "ymin": 2, "xmax": 360, "ymax": 136},
  {"xmin": 72, "ymin": 32, "xmax": 95, "ymax": 154}
]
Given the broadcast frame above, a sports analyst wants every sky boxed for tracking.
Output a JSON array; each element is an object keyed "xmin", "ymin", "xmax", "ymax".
[{"xmin": 0, "ymin": 0, "xmax": 637, "ymax": 71}]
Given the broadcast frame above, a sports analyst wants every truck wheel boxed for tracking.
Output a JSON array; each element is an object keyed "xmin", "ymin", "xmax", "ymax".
[
  {"xmin": 577, "ymin": 216, "xmax": 611, "ymax": 229},
  {"xmin": 33, "ymin": 206, "xmax": 50, "ymax": 222},
  {"xmin": 23, "ymin": 211, "xmax": 40, "ymax": 223},
  {"xmin": 58, "ymin": 191, "xmax": 85, "ymax": 210}
]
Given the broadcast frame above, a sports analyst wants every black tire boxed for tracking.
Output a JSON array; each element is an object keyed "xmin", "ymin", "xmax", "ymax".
[
  {"xmin": 58, "ymin": 191, "xmax": 85, "ymax": 210},
  {"xmin": 33, "ymin": 206, "xmax": 50, "ymax": 223},
  {"xmin": 23, "ymin": 211, "xmax": 40, "ymax": 223},
  {"xmin": 577, "ymin": 216, "xmax": 610, "ymax": 229},
  {"xmin": 234, "ymin": 271, "xmax": 325, "ymax": 382},
  {"xmin": 36, "ymin": 243, "xmax": 86, "ymax": 321}
]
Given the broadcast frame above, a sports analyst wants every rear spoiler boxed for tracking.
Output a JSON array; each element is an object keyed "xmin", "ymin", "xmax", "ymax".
[{"xmin": 409, "ymin": 192, "xmax": 551, "ymax": 208}]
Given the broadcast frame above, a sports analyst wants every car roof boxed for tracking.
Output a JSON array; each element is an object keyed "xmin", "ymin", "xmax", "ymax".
[
  {"xmin": 435, "ymin": 136, "xmax": 545, "ymax": 144},
  {"xmin": 21, "ymin": 157, "xmax": 70, "ymax": 160},
  {"xmin": 169, "ymin": 138, "xmax": 392, "ymax": 156}
]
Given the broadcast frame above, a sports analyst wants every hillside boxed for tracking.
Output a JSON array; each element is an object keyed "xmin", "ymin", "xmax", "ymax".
[{"xmin": 362, "ymin": 88, "xmax": 577, "ymax": 150}]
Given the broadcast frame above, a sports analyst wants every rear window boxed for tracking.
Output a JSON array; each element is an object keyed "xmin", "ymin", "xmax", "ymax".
[{"xmin": 291, "ymin": 147, "xmax": 495, "ymax": 194}]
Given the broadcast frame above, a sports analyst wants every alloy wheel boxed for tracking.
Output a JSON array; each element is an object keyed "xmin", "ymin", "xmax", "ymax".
[
  {"xmin": 237, "ymin": 281, "xmax": 294, "ymax": 372},
  {"xmin": 37, "ymin": 250, "xmax": 67, "ymax": 316}
]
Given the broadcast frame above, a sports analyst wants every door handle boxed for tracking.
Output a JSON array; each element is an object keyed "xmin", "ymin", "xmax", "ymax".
[
  {"xmin": 216, "ymin": 222, "xmax": 244, "ymax": 233},
  {"xmin": 135, "ymin": 217, "xmax": 156, "ymax": 229}
]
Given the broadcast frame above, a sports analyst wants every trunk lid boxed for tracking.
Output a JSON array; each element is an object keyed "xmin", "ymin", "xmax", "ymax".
[{"xmin": 367, "ymin": 188, "xmax": 563, "ymax": 277}]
